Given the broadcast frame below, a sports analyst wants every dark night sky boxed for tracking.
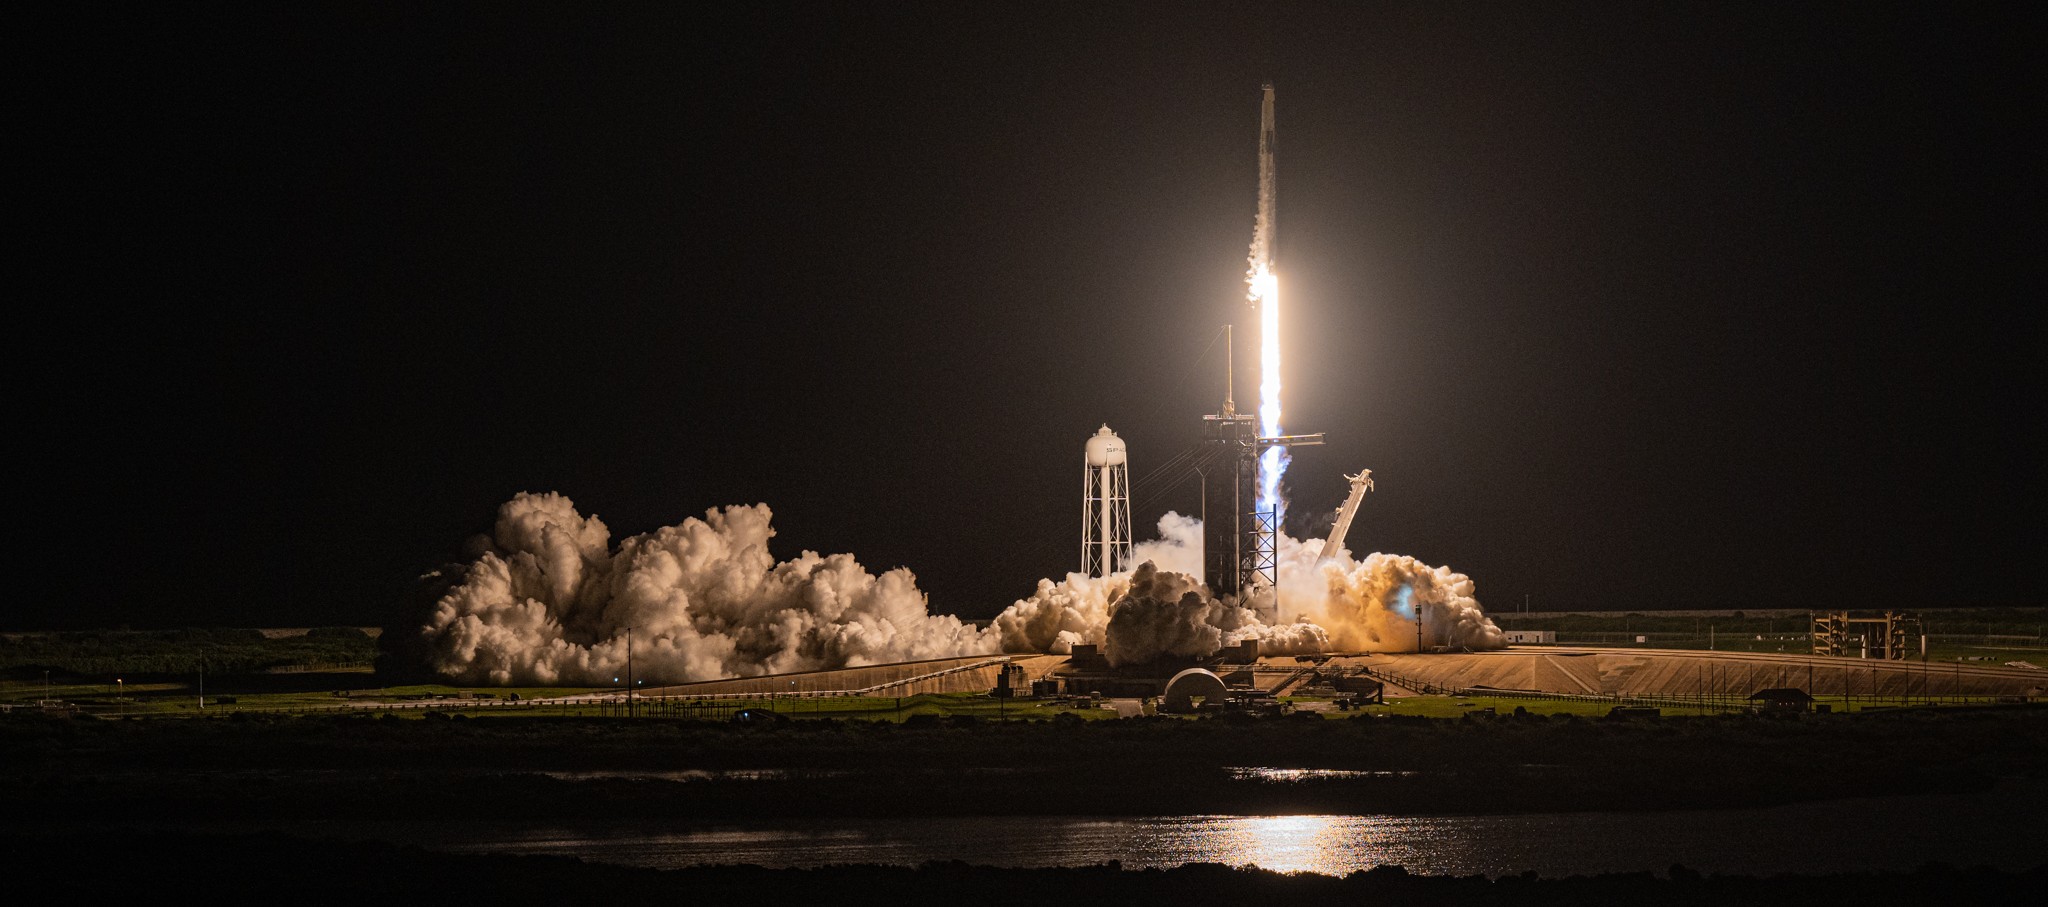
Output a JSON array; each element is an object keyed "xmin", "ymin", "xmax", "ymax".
[{"xmin": 19, "ymin": 2, "xmax": 2039, "ymax": 630}]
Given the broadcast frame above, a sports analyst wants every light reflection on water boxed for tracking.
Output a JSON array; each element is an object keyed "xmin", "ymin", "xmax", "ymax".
[
  {"xmin": 384, "ymin": 786, "xmax": 2042, "ymax": 879},
  {"xmin": 1212, "ymin": 815, "xmax": 1347, "ymax": 874},
  {"xmin": 1224, "ymin": 767, "xmax": 1419, "ymax": 782},
  {"xmin": 542, "ymin": 767, "xmax": 1416, "ymax": 785},
  {"xmin": 536, "ymin": 769, "xmax": 845, "ymax": 782}
]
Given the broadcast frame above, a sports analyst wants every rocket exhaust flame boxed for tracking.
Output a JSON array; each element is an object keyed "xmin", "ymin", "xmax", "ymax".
[
  {"xmin": 1248, "ymin": 85, "xmax": 1286, "ymax": 522},
  {"xmin": 1253, "ymin": 265, "xmax": 1285, "ymax": 520}
]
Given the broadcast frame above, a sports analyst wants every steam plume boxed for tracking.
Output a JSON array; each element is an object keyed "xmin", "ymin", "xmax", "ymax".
[
  {"xmin": 420, "ymin": 493, "xmax": 992, "ymax": 685},
  {"xmin": 419, "ymin": 496, "xmax": 1500, "ymax": 684},
  {"xmin": 1274, "ymin": 534, "xmax": 1507, "ymax": 652}
]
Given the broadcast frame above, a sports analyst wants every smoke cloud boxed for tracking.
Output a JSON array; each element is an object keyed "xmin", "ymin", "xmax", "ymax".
[
  {"xmin": 1103, "ymin": 562, "xmax": 1226, "ymax": 664},
  {"xmin": 419, "ymin": 496, "xmax": 1500, "ymax": 684},
  {"xmin": 989, "ymin": 512, "xmax": 1204, "ymax": 655},
  {"xmin": 1272, "ymin": 535, "xmax": 1507, "ymax": 653},
  {"xmin": 421, "ymin": 493, "xmax": 993, "ymax": 686},
  {"xmin": 981, "ymin": 510, "xmax": 1504, "ymax": 662}
]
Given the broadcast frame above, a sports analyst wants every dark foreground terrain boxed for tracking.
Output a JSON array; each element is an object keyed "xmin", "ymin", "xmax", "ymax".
[
  {"xmin": 5, "ymin": 706, "xmax": 2043, "ymax": 903},
  {"xmin": 4, "ymin": 706, "xmax": 2044, "ymax": 822},
  {"xmin": 1, "ymin": 831, "xmax": 2037, "ymax": 905}
]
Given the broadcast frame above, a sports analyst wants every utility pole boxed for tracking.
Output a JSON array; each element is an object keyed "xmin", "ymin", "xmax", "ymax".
[{"xmin": 624, "ymin": 627, "xmax": 634, "ymax": 719}]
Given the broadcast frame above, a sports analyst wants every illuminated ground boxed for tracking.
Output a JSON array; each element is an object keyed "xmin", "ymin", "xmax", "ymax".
[
  {"xmin": 638, "ymin": 654, "xmax": 1067, "ymax": 699},
  {"xmin": 633, "ymin": 646, "xmax": 2044, "ymax": 703},
  {"xmin": 1348, "ymin": 646, "xmax": 2046, "ymax": 699},
  {"xmin": 13, "ymin": 646, "xmax": 2038, "ymax": 720}
]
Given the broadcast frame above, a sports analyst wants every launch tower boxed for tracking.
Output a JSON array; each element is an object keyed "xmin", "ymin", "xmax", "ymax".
[
  {"xmin": 1195, "ymin": 330, "xmax": 1320, "ymax": 610},
  {"xmin": 1199, "ymin": 406, "xmax": 1265, "ymax": 604}
]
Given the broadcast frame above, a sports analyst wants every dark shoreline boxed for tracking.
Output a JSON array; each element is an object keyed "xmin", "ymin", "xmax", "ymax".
[{"xmin": 3, "ymin": 830, "xmax": 2040, "ymax": 905}]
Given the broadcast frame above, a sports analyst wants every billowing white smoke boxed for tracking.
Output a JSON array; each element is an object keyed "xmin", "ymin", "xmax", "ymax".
[
  {"xmin": 1103, "ymin": 563, "xmax": 1228, "ymax": 664},
  {"xmin": 422, "ymin": 493, "xmax": 993, "ymax": 685},
  {"xmin": 989, "ymin": 511, "xmax": 1203, "ymax": 655},
  {"xmin": 989, "ymin": 514, "xmax": 1325, "ymax": 663},
  {"xmin": 421, "ymin": 496, "xmax": 1501, "ymax": 685},
  {"xmin": 1272, "ymin": 534, "xmax": 1507, "ymax": 653},
  {"xmin": 1100, "ymin": 562, "xmax": 1331, "ymax": 666},
  {"xmin": 988, "ymin": 515, "xmax": 1502, "ymax": 659}
]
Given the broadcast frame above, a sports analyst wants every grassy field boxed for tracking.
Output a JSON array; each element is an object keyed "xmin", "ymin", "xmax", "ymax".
[{"xmin": 13, "ymin": 673, "xmax": 2021, "ymax": 726}]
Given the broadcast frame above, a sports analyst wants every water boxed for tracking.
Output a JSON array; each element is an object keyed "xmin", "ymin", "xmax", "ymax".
[
  {"xmin": 268, "ymin": 782, "xmax": 2043, "ymax": 878},
  {"xmin": 535, "ymin": 769, "xmax": 847, "ymax": 782}
]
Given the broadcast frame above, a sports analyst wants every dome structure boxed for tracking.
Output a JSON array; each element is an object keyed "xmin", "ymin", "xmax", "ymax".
[{"xmin": 1160, "ymin": 668, "xmax": 1229, "ymax": 713}]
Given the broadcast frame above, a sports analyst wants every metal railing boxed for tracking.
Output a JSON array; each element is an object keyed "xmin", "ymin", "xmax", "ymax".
[{"xmin": 123, "ymin": 657, "xmax": 1023, "ymax": 719}]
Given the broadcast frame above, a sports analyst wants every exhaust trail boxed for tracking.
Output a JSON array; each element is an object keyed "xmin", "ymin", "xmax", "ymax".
[{"xmin": 1247, "ymin": 83, "xmax": 1287, "ymax": 523}]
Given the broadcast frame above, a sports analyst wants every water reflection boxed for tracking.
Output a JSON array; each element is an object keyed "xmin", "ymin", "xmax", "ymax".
[
  {"xmin": 1119, "ymin": 816, "xmax": 1415, "ymax": 876},
  {"xmin": 1225, "ymin": 767, "xmax": 1418, "ymax": 782},
  {"xmin": 1218, "ymin": 816, "xmax": 1347, "ymax": 874},
  {"xmin": 536, "ymin": 769, "xmax": 847, "ymax": 782},
  {"xmin": 270, "ymin": 782, "xmax": 2043, "ymax": 879}
]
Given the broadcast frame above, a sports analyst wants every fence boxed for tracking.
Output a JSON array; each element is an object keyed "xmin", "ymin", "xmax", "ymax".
[
  {"xmin": 1353, "ymin": 664, "xmax": 2030, "ymax": 713},
  {"xmin": 105, "ymin": 657, "xmax": 1023, "ymax": 720}
]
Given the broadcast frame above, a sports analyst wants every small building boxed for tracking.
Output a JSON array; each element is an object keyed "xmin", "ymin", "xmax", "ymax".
[
  {"xmin": 1329, "ymin": 674, "xmax": 1384, "ymax": 698},
  {"xmin": 1066, "ymin": 644, "xmax": 1108, "ymax": 671},
  {"xmin": 990, "ymin": 662, "xmax": 1027, "ymax": 698},
  {"xmin": 1502, "ymin": 630, "xmax": 1555, "ymax": 644}
]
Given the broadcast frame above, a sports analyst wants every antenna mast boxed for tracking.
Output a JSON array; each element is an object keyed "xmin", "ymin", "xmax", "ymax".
[{"xmin": 1222, "ymin": 324, "xmax": 1235, "ymax": 417}]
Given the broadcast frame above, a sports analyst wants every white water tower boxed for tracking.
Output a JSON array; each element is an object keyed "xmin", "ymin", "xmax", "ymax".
[{"xmin": 1083, "ymin": 424, "xmax": 1132, "ymax": 577}]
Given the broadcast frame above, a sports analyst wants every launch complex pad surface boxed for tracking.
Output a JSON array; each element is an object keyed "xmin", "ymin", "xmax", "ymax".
[{"xmin": 637, "ymin": 646, "xmax": 2045, "ymax": 705}]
